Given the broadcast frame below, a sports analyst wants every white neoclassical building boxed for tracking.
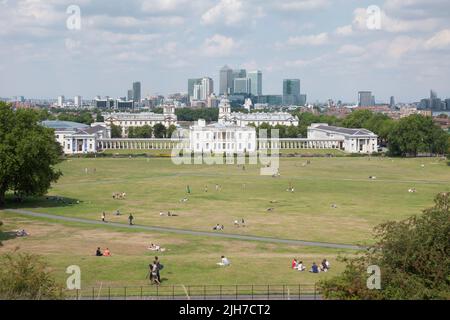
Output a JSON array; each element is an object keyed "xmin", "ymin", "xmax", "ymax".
[
  {"xmin": 190, "ymin": 119, "xmax": 257, "ymax": 153},
  {"xmin": 218, "ymin": 98, "xmax": 299, "ymax": 127},
  {"xmin": 103, "ymin": 105, "xmax": 177, "ymax": 137},
  {"xmin": 42, "ymin": 120, "xmax": 110, "ymax": 155},
  {"xmin": 307, "ymin": 123, "xmax": 378, "ymax": 154}
]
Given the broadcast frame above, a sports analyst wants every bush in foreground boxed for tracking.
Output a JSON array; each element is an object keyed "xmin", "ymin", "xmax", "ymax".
[
  {"xmin": 319, "ymin": 192, "xmax": 450, "ymax": 300},
  {"xmin": 0, "ymin": 252, "xmax": 63, "ymax": 300}
]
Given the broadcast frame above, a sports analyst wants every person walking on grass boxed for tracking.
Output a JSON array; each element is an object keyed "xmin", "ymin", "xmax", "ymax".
[
  {"xmin": 101, "ymin": 212, "xmax": 106, "ymax": 223},
  {"xmin": 128, "ymin": 213, "xmax": 134, "ymax": 225}
]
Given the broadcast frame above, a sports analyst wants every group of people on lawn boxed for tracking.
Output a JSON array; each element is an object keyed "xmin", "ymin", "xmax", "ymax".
[{"xmin": 292, "ymin": 258, "xmax": 330, "ymax": 273}]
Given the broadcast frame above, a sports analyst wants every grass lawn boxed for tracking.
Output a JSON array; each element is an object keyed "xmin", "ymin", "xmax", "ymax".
[
  {"xmin": 0, "ymin": 211, "xmax": 349, "ymax": 289},
  {"xmin": 4, "ymin": 156, "xmax": 449, "ymax": 245},
  {"xmin": 1, "ymin": 156, "xmax": 448, "ymax": 289}
]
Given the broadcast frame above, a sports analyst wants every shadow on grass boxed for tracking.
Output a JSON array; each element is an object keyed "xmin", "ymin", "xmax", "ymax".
[
  {"xmin": 2, "ymin": 194, "xmax": 83, "ymax": 210},
  {"xmin": 0, "ymin": 231, "xmax": 18, "ymax": 244}
]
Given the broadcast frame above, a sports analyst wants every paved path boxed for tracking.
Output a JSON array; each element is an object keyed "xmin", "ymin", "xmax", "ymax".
[{"xmin": 4, "ymin": 209, "xmax": 365, "ymax": 250}]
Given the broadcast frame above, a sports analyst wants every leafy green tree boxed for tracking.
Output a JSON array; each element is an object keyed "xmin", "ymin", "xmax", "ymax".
[
  {"xmin": 167, "ymin": 124, "xmax": 177, "ymax": 138},
  {"xmin": 0, "ymin": 252, "xmax": 63, "ymax": 299},
  {"xmin": 388, "ymin": 115, "xmax": 448, "ymax": 156},
  {"xmin": 342, "ymin": 110, "xmax": 374, "ymax": 128},
  {"xmin": 319, "ymin": 192, "xmax": 450, "ymax": 300},
  {"xmin": 0, "ymin": 102, "xmax": 62, "ymax": 206},
  {"xmin": 153, "ymin": 123, "xmax": 167, "ymax": 138},
  {"xmin": 110, "ymin": 124, "xmax": 122, "ymax": 138},
  {"xmin": 127, "ymin": 127, "xmax": 136, "ymax": 138},
  {"xmin": 95, "ymin": 111, "xmax": 104, "ymax": 122}
]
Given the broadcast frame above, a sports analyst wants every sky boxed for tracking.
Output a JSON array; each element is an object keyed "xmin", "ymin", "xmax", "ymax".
[{"xmin": 1, "ymin": 0, "xmax": 450, "ymax": 103}]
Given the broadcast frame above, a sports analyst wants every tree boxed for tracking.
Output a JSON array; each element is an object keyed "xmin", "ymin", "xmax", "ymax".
[
  {"xmin": 342, "ymin": 110, "xmax": 374, "ymax": 128},
  {"xmin": 110, "ymin": 124, "xmax": 122, "ymax": 138},
  {"xmin": 153, "ymin": 123, "xmax": 167, "ymax": 138},
  {"xmin": 0, "ymin": 102, "xmax": 63, "ymax": 206},
  {"xmin": 388, "ymin": 115, "xmax": 448, "ymax": 156},
  {"xmin": 319, "ymin": 192, "xmax": 450, "ymax": 300},
  {"xmin": 0, "ymin": 252, "xmax": 63, "ymax": 299},
  {"xmin": 167, "ymin": 124, "xmax": 177, "ymax": 138}
]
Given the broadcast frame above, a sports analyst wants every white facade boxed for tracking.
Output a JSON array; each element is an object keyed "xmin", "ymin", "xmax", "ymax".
[
  {"xmin": 103, "ymin": 105, "xmax": 177, "ymax": 137},
  {"xmin": 307, "ymin": 123, "xmax": 378, "ymax": 154},
  {"xmin": 74, "ymin": 96, "xmax": 82, "ymax": 107},
  {"xmin": 43, "ymin": 121, "xmax": 110, "ymax": 155},
  {"xmin": 190, "ymin": 119, "xmax": 257, "ymax": 153},
  {"xmin": 218, "ymin": 98, "xmax": 299, "ymax": 127}
]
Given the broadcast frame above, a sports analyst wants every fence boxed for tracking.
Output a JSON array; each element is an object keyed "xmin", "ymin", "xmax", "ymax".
[{"xmin": 65, "ymin": 284, "xmax": 320, "ymax": 300}]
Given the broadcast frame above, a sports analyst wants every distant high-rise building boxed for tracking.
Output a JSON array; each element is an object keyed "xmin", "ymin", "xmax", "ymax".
[
  {"xmin": 248, "ymin": 70, "xmax": 262, "ymax": 96},
  {"xmin": 282, "ymin": 79, "xmax": 301, "ymax": 105},
  {"xmin": 390, "ymin": 96, "xmax": 395, "ymax": 108},
  {"xmin": 299, "ymin": 94, "xmax": 307, "ymax": 106},
  {"xmin": 232, "ymin": 69, "xmax": 246, "ymax": 93},
  {"xmin": 430, "ymin": 90, "xmax": 438, "ymax": 100},
  {"xmin": 127, "ymin": 90, "xmax": 133, "ymax": 101},
  {"xmin": 358, "ymin": 91, "xmax": 373, "ymax": 107},
  {"xmin": 445, "ymin": 99, "xmax": 450, "ymax": 111},
  {"xmin": 57, "ymin": 95, "xmax": 65, "ymax": 107},
  {"xmin": 193, "ymin": 84, "xmax": 202, "ymax": 101},
  {"xmin": 234, "ymin": 78, "xmax": 251, "ymax": 94},
  {"xmin": 133, "ymin": 82, "xmax": 141, "ymax": 103},
  {"xmin": 74, "ymin": 96, "xmax": 82, "ymax": 107},
  {"xmin": 201, "ymin": 77, "xmax": 214, "ymax": 101},
  {"xmin": 220, "ymin": 65, "xmax": 233, "ymax": 95},
  {"xmin": 188, "ymin": 78, "xmax": 202, "ymax": 97}
]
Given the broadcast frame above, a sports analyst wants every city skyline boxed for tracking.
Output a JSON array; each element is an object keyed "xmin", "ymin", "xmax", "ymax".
[{"xmin": 1, "ymin": 0, "xmax": 450, "ymax": 102}]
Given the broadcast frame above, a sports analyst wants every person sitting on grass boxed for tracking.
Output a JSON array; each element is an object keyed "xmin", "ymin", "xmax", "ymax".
[
  {"xmin": 292, "ymin": 259, "xmax": 298, "ymax": 269},
  {"xmin": 103, "ymin": 248, "xmax": 111, "ymax": 257},
  {"xmin": 217, "ymin": 256, "xmax": 231, "ymax": 266},
  {"xmin": 310, "ymin": 262, "xmax": 319, "ymax": 273},
  {"xmin": 95, "ymin": 247, "xmax": 103, "ymax": 256},
  {"xmin": 297, "ymin": 261, "xmax": 306, "ymax": 271}
]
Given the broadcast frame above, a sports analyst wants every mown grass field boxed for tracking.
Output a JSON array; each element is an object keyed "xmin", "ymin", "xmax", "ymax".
[{"xmin": 1, "ymin": 156, "xmax": 449, "ymax": 288}]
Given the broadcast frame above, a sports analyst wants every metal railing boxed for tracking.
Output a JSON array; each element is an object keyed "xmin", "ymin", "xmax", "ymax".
[{"xmin": 65, "ymin": 284, "xmax": 320, "ymax": 300}]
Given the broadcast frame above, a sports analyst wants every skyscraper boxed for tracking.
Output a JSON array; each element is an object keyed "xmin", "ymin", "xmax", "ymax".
[
  {"xmin": 234, "ymin": 78, "xmax": 251, "ymax": 94},
  {"xmin": 220, "ymin": 65, "xmax": 233, "ymax": 95},
  {"xmin": 390, "ymin": 96, "xmax": 395, "ymax": 108},
  {"xmin": 282, "ymin": 79, "xmax": 301, "ymax": 105},
  {"xmin": 74, "ymin": 96, "xmax": 82, "ymax": 108},
  {"xmin": 127, "ymin": 90, "xmax": 133, "ymax": 101},
  {"xmin": 57, "ymin": 95, "xmax": 65, "ymax": 107},
  {"xmin": 188, "ymin": 78, "xmax": 202, "ymax": 97},
  {"xmin": 358, "ymin": 91, "xmax": 373, "ymax": 107},
  {"xmin": 248, "ymin": 70, "xmax": 262, "ymax": 96},
  {"xmin": 200, "ymin": 77, "xmax": 214, "ymax": 101},
  {"xmin": 133, "ymin": 82, "xmax": 141, "ymax": 103}
]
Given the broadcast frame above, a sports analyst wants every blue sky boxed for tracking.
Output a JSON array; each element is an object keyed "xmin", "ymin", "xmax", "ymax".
[{"xmin": 1, "ymin": 0, "xmax": 450, "ymax": 103}]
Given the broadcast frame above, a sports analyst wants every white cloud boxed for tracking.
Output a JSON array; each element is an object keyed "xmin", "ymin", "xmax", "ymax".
[
  {"xmin": 335, "ymin": 25, "xmax": 353, "ymax": 36},
  {"xmin": 201, "ymin": 0, "xmax": 246, "ymax": 26},
  {"xmin": 425, "ymin": 29, "xmax": 450, "ymax": 50},
  {"xmin": 287, "ymin": 33, "xmax": 329, "ymax": 46},
  {"xmin": 276, "ymin": 0, "xmax": 330, "ymax": 11},
  {"xmin": 202, "ymin": 34, "xmax": 239, "ymax": 57},
  {"xmin": 337, "ymin": 45, "xmax": 365, "ymax": 55}
]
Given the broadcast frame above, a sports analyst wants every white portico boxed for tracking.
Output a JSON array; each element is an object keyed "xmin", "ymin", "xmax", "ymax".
[
  {"xmin": 307, "ymin": 123, "xmax": 378, "ymax": 154},
  {"xmin": 190, "ymin": 119, "xmax": 257, "ymax": 153}
]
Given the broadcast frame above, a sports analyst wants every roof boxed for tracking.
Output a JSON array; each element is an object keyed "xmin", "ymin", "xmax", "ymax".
[
  {"xmin": 74, "ymin": 125, "xmax": 106, "ymax": 135},
  {"xmin": 41, "ymin": 120, "xmax": 89, "ymax": 130},
  {"xmin": 313, "ymin": 125, "xmax": 376, "ymax": 136},
  {"xmin": 231, "ymin": 112, "xmax": 298, "ymax": 122}
]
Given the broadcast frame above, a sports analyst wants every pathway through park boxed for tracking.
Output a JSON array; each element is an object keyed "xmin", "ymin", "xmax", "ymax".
[{"xmin": 5, "ymin": 209, "xmax": 365, "ymax": 250}]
